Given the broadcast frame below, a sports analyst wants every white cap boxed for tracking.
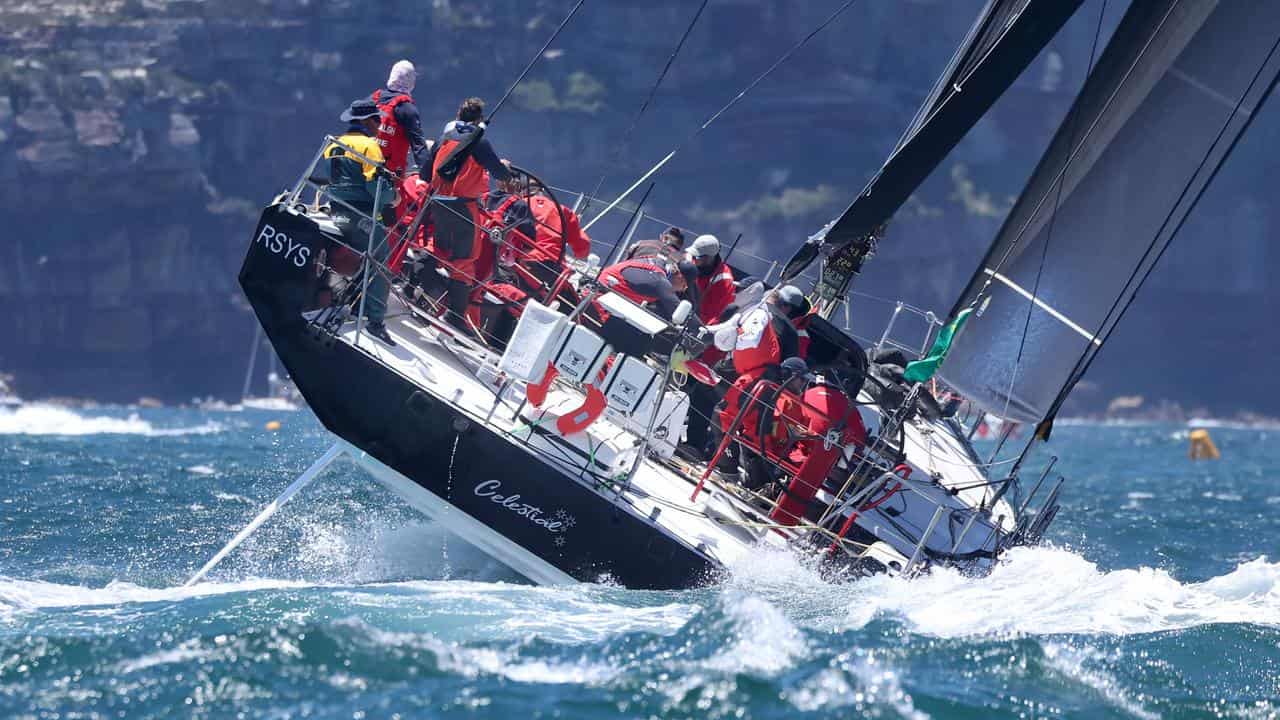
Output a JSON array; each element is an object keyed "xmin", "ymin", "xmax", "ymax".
[
  {"xmin": 690, "ymin": 234, "xmax": 720, "ymax": 258},
  {"xmin": 776, "ymin": 284, "xmax": 805, "ymax": 308},
  {"xmin": 388, "ymin": 60, "xmax": 416, "ymax": 94}
]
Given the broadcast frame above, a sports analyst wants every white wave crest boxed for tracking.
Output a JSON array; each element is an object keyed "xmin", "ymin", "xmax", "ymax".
[
  {"xmin": 0, "ymin": 405, "xmax": 223, "ymax": 436},
  {"xmin": 332, "ymin": 616, "xmax": 622, "ymax": 684},
  {"xmin": 706, "ymin": 592, "xmax": 806, "ymax": 675},
  {"xmin": 718, "ymin": 541, "xmax": 1280, "ymax": 637},
  {"xmin": 847, "ymin": 546, "xmax": 1280, "ymax": 636},
  {"xmin": 0, "ymin": 577, "xmax": 308, "ymax": 622}
]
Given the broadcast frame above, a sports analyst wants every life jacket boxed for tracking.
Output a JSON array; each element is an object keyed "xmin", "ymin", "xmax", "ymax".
[
  {"xmin": 597, "ymin": 258, "xmax": 668, "ymax": 306},
  {"xmin": 484, "ymin": 192, "xmax": 531, "ymax": 266},
  {"xmin": 432, "ymin": 121, "xmax": 488, "ymax": 199},
  {"xmin": 387, "ymin": 172, "xmax": 431, "ymax": 272},
  {"xmin": 732, "ymin": 303, "xmax": 784, "ymax": 375},
  {"xmin": 768, "ymin": 380, "xmax": 863, "ymax": 526},
  {"xmin": 694, "ymin": 259, "xmax": 735, "ymax": 324},
  {"xmin": 527, "ymin": 195, "xmax": 572, "ymax": 264},
  {"xmin": 801, "ymin": 383, "xmax": 864, "ymax": 446},
  {"xmin": 371, "ymin": 89, "xmax": 413, "ymax": 175}
]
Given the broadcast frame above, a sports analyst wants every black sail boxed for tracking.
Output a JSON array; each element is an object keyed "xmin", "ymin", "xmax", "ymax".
[
  {"xmin": 781, "ymin": 0, "xmax": 1084, "ymax": 282},
  {"xmin": 940, "ymin": 0, "xmax": 1280, "ymax": 423}
]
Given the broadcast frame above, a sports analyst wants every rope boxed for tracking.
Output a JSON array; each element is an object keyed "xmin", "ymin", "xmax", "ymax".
[
  {"xmin": 581, "ymin": 0, "xmax": 860, "ymax": 232},
  {"xmin": 487, "ymin": 0, "xmax": 587, "ymax": 123},
  {"xmin": 584, "ymin": 0, "xmax": 709, "ymax": 214}
]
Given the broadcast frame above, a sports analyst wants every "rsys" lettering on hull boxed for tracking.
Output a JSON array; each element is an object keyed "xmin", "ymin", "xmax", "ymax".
[{"xmin": 256, "ymin": 223, "xmax": 312, "ymax": 268}]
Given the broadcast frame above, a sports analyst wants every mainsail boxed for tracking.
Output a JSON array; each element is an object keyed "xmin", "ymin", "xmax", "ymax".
[
  {"xmin": 781, "ymin": 0, "xmax": 1084, "ymax": 284},
  {"xmin": 939, "ymin": 0, "xmax": 1280, "ymax": 424}
]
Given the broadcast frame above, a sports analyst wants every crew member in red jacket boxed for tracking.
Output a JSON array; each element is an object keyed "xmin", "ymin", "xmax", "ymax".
[
  {"xmin": 714, "ymin": 285, "xmax": 806, "ymax": 437},
  {"xmin": 688, "ymin": 235, "xmax": 736, "ymax": 325},
  {"xmin": 769, "ymin": 368, "xmax": 867, "ymax": 525},
  {"xmin": 596, "ymin": 257, "xmax": 698, "ymax": 356},
  {"xmin": 792, "ymin": 298, "xmax": 815, "ymax": 359},
  {"xmin": 430, "ymin": 96, "xmax": 512, "ymax": 332},
  {"xmin": 370, "ymin": 60, "xmax": 431, "ymax": 176},
  {"xmin": 525, "ymin": 192, "xmax": 591, "ymax": 284}
]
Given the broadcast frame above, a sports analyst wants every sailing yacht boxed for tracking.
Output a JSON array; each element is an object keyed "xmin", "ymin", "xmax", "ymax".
[
  {"xmin": 239, "ymin": 325, "xmax": 303, "ymax": 412},
  {"xmin": 211, "ymin": 0, "xmax": 1280, "ymax": 590}
]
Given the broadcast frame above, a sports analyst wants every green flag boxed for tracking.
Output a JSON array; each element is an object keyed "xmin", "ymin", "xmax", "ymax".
[{"xmin": 903, "ymin": 308, "xmax": 972, "ymax": 384}]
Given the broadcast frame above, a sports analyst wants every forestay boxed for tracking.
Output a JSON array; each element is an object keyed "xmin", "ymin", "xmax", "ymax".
[
  {"xmin": 781, "ymin": 0, "xmax": 1084, "ymax": 284},
  {"xmin": 941, "ymin": 0, "xmax": 1280, "ymax": 423}
]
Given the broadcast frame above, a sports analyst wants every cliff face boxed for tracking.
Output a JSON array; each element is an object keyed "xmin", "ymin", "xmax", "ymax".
[{"xmin": 1, "ymin": 0, "xmax": 1276, "ymax": 414}]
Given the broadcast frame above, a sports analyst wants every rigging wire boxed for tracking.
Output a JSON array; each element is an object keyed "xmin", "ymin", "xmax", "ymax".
[
  {"xmin": 1022, "ymin": 30, "xmax": 1280, "ymax": 458},
  {"xmin": 582, "ymin": 0, "xmax": 710, "ymax": 217},
  {"xmin": 486, "ymin": 0, "xmax": 587, "ymax": 123},
  {"xmin": 581, "ymin": 0, "xmax": 860, "ymax": 233},
  {"xmin": 957, "ymin": 2, "xmax": 1182, "ymax": 324},
  {"xmin": 997, "ymin": 0, "xmax": 1110, "ymax": 430}
]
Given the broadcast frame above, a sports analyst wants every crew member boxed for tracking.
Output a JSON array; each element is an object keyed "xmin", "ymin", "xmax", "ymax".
[
  {"xmin": 596, "ymin": 257, "xmax": 698, "ymax": 356},
  {"xmin": 430, "ymin": 96, "xmax": 512, "ymax": 332},
  {"xmin": 325, "ymin": 99, "xmax": 398, "ymax": 346},
  {"xmin": 622, "ymin": 226, "xmax": 685, "ymax": 261},
  {"xmin": 524, "ymin": 191, "xmax": 591, "ymax": 287},
  {"xmin": 792, "ymin": 296, "xmax": 814, "ymax": 359},
  {"xmin": 371, "ymin": 60, "xmax": 431, "ymax": 175},
  {"xmin": 713, "ymin": 285, "xmax": 806, "ymax": 437},
  {"xmin": 688, "ymin": 234, "xmax": 735, "ymax": 325},
  {"xmin": 740, "ymin": 356, "xmax": 811, "ymax": 490},
  {"xmin": 484, "ymin": 175, "xmax": 536, "ymax": 266},
  {"xmin": 769, "ymin": 366, "xmax": 867, "ymax": 525}
]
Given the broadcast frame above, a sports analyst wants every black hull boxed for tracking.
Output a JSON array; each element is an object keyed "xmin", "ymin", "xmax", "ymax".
[{"xmin": 239, "ymin": 204, "xmax": 719, "ymax": 590}]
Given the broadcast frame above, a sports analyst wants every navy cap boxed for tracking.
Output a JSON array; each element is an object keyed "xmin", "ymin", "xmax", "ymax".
[
  {"xmin": 780, "ymin": 356, "xmax": 810, "ymax": 378},
  {"xmin": 340, "ymin": 98, "xmax": 380, "ymax": 122}
]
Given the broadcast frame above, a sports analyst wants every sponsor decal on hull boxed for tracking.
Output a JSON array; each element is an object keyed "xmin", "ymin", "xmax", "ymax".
[{"xmin": 473, "ymin": 480, "xmax": 578, "ymax": 535}]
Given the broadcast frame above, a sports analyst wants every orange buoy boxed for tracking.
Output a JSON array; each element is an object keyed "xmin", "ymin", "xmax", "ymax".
[
  {"xmin": 265, "ymin": 420, "xmax": 282, "ymax": 432},
  {"xmin": 1188, "ymin": 428, "xmax": 1220, "ymax": 460}
]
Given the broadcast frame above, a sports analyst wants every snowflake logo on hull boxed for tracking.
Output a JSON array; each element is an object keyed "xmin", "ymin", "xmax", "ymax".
[{"xmin": 552, "ymin": 509, "xmax": 577, "ymax": 530}]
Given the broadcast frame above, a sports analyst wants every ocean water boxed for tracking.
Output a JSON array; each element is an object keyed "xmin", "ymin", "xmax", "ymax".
[{"xmin": 0, "ymin": 404, "xmax": 1277, "ymax": 719}]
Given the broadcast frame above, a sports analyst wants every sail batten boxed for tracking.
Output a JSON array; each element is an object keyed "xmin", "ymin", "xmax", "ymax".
[{"xmin": 941, "ymin": 0, "xmax": 1280, "ymax": 423}]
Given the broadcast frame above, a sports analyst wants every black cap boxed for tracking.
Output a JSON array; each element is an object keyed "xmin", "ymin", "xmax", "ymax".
[
  {"xmin": 780, "ymin": 357, "xmax": 811, "ymax": 379},
  {"xmin": 662, "ymin": 226, "xmax": 686, "ymax": 248},
  {"xmin": 341, "ymin": 98, "xmax": 381, "ymax": 122}
]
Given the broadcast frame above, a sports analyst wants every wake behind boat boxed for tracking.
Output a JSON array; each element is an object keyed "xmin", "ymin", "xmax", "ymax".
[{"xmin": 200, "ymin": 0, "xmax": 1280, "ymax": 591}]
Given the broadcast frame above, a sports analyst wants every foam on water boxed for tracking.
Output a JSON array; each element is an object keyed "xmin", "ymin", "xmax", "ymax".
[
  {"xmin": 844, "ymin": 546, "xmax": 1280, "ymax": 637},
  {"xmin": 713, "ymin": 539, "xmax": 1280, "ymax": 637},
  {"xmin": 706, "ymin": 592, "xmax": 806, "ymax": 675},
  {"xmin": 0, "ymin": 577, "xmax": 309, "ymax": 621},
  {"xmin": 0, "ymin": 404, "xmax": 223, "ymax": 436}
]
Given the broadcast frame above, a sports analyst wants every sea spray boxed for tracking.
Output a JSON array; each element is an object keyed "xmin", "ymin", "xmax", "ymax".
[
  {"xmin": 0, "ymin": 404, "xmax": 223, "ymax": 436},
  {"xmin": 2, "ymin": 411, "xmax": 1279, "ymax": 718}
]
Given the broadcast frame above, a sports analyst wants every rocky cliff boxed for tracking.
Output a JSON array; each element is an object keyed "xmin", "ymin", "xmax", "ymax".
[{"xmin": 1, "ymin": 0, "xmax": 1276, "ymax": 415}]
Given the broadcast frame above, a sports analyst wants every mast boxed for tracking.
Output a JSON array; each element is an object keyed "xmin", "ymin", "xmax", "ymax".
[
  {"xmin": 938, "ymin": 0, "xmax": 1280, "ymax": 428},
  {"xmin": 784, "ymin": 0, "xmax": 1086, "ymax": 315}
]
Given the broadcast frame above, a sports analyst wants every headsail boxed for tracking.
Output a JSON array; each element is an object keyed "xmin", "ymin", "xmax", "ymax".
[
  {"xmin": 939, "ymin": 0, "xmax": 1280, "ymax": 423},
  {"xmin": 781, "ymin": 0, "xmax": 1085, "ymax": 286}
]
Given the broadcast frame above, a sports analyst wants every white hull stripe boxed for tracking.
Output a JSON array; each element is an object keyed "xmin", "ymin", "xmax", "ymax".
[
  {"xmin": 982, "ymin": 268, "xmax": 1101, "ymax": 346},
  {"xmin": 340, "ymin": 440, "xmax": 579, "ymax": 586}
]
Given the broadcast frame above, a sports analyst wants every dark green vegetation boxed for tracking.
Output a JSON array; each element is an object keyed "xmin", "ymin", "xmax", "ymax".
[{"xmin": 2, "ymin": 1, "xmax": 1277, "ymax": 415}]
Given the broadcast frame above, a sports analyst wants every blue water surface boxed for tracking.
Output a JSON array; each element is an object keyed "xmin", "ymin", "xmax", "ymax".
[{"xmin": 0, "ymin": 404, "xmax": 1276, "ymax": 719}]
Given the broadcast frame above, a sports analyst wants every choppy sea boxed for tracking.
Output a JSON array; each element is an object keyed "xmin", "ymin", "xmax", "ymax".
[{"xmin": 0, "ymin": 403, "xmax": 1277, "ymax": 719}]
